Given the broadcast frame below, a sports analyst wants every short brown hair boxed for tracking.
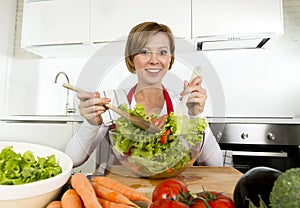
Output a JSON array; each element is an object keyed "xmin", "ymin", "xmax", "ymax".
[{"xmin": 125, "ymin": 22, "xmax": 175, "ymax": 73}]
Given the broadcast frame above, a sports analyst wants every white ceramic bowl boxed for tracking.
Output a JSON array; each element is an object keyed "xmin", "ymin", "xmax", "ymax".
[{"xmin": 0, "ymin": 141, "xmax": 73, "ymax": 208}]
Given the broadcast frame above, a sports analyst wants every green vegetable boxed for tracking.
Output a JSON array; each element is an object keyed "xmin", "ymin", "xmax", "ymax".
[
  {"xmin": 0, "ymin": 146, "xmax": 62, "ymax": 185},
  {"xmin": 111, "ymin": 103, "xmax": 207, "ymax": 176},
  {"xmin": 269, "ymin": 168, "xmax": 300, "ymax": 208},
  {"xmin": 248, "ymin": 195, "xmax": 268, "ymax": 208}
]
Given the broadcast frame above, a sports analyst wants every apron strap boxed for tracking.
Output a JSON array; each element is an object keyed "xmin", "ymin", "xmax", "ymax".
[{"xmin": 127, "ymin": 84, "xmax": 174, "ymax": 115}]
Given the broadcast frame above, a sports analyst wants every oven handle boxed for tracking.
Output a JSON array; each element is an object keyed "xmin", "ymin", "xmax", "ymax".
[{"xmin": 231, "ymin": 151, "xmax": 288, "ymax": 157}]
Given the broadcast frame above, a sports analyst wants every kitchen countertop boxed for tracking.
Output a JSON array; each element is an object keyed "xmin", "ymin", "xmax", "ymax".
[
  {"xmin": 0, "ymin": 115, "xmax": 84, "ymax": 123},
  {"xmin": 104, "ymin": 166, "xmax": 243, "ymax": 201},
  {"xmin": 207, "ymin": 117, "xmax": 300, "ymax": 124},
  {"xmin": 1, "ymin": 115, "xmax": 300, "ymax": 124}
]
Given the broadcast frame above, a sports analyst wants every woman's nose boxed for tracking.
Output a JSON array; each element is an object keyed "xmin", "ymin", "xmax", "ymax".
[{"xmin": 149, "ymin": 52, "xmax": 159, "ymax": 64}]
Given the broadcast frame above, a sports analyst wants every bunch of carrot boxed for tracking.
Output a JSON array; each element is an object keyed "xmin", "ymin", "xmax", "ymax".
[{"xmin": 46, "ymin": 173, "xmax": 152, "ymax": 208}]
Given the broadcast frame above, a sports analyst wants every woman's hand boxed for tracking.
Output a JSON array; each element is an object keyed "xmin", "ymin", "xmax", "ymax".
[
  {"xmin": 151, "ymin": 114, "xmax": 168, "ymax": 128},
  {"xmin": 77, "ymin": 91, "xmax": 111, "ymax": 126},
  {"xmin": 180, "ymin": 76, "xmax": 207, "ymax": 116}
]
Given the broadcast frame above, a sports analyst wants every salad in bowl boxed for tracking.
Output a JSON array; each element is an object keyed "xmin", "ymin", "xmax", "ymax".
[{"xmin": 108, "ymin": 103, "xmax": 207, "ymax": 178}]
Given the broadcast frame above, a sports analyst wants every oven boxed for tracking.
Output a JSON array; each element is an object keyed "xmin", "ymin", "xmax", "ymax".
[{"xmin": 210, "ymin": 121, "xmax": 300, "ymax": 173}]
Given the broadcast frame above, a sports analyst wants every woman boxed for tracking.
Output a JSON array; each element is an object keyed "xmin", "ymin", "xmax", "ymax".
[{"xmin": 65, "ymin": 22, "xmax": 223, "ymax": 167}]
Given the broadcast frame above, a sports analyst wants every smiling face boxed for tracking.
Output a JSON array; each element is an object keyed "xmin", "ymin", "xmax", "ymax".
[
  {"xmin": 125, "ymin": 22, "xmax": 175, "ymax": 73},
  {"xmin": 133, "ymin": 32, "xmax": 172, "ymax": 87}
]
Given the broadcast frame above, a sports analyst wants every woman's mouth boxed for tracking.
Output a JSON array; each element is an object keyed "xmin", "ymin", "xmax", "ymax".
[{"xmin": 145, "ymin": 68, "xmax": 160, "ymax": 73}]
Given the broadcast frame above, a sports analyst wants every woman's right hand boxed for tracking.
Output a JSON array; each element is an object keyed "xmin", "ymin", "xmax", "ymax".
[{"xmin": 77, "ymin": 91, "xmax": 111, "ymax": 126}]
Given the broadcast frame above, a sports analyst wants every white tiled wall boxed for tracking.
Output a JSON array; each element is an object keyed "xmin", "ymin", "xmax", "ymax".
[{"xmin": 0, "ymin": 0, "xmax": 16, "ymax": 115}]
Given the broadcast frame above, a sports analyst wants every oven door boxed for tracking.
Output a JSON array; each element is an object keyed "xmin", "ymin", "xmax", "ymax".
[
  {"xmin": 231, "ymin": 150, "xmax": 288, "ymax": 173},
  {"xmin": 211, "ymin": 122, "xmax": 300, "ymax": 173}
]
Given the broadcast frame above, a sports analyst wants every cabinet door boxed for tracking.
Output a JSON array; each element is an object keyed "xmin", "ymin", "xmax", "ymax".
[
  {"xmin": 21, "ymin": 0, "xmax": 90, "ymax": 47},
  {"xmin": 91, "ymin": 0, "xmax": 191, "ymax": 43},
  {"xmin": 192, "ymin": 0, "xmax": 283, "ymax": 37}
]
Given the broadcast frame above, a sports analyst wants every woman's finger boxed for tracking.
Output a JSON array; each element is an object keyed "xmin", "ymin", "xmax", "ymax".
[
  {"xmin": 77, "ymin": 91, "xmax": 98, "ymax": 101},
  {"xmin": 76, "ymin": 91, "xmax": 111, "ymax": 125},
  {"xmin": 190, "ymin": 75, "xmax": 203, "ymax": 86},
  {"xmin": 179, "ymin": 80, "xmax": 191, "ymax": 97}
]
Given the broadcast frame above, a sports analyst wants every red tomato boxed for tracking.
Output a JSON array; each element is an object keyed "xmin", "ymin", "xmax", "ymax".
[
  {"xmin": 150, "ymin": 198, "xmax": 189, "ymax": 208},
  {"xmin": 190, "ymin": 191, "xmax": 236, "ymax": 208},
  {"xmin": 160, "ymin": 128, "xmax": 171, "ymax": 144},
  {"xmin": 111, "ymin": 123, "xmax": 116, "ymax": 130},
  {"xmin": 152, "ymin": 179, "xmax": 189, "ymax": 202}
]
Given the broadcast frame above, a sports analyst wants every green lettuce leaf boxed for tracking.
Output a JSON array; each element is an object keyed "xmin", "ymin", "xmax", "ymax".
[{"xmin": 0, "ymin": 146, "xmax": 62, "ymax": 185}]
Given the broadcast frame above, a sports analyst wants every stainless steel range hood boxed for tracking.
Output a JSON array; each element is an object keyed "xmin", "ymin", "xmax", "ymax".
[
  {"xmin": 197, "ymin": 33, "xmax": 275, "ymax": 51},
  {"xmin": 192, "ymin": 0, "xmax": 284, "ymax": 51}
]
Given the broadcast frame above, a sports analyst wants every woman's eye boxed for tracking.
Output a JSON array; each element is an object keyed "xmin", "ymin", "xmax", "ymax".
[
  {"xmin": 140, "ymin": 49, "xmax": 150, "ymax": 55},
  {"xmin": 160, "ymin": 50, "xmax": 169, "ymax": 55}
]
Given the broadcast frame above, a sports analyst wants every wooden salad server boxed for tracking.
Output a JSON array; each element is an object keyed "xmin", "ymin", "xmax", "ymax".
[{"xmin": 63, "ymin": 83, "xmax": 161, "ymax": 133}]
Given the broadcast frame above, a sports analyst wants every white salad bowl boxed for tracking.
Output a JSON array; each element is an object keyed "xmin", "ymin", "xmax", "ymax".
[
  {"xmin": 0, "ymin": 141, "xmax": 73, "ymax": 208},
  {"xmin": 108, "ymin": 130, "xmax": 205, "ymax": 178}
]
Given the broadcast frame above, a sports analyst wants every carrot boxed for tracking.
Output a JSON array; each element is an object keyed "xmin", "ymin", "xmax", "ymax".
[
  {"xmin": 91, "ymin": 176, "xmax": 151, "ymax": 203},
  {"xmin": 97, "ymin": 198, "xmax": 136, "ymax": 208},
  {"xmin": 61, "ymin": 189, "xmax": 83, "ymax": 208},
  {"xmin": 46, "ymin": 200, "xmax": 62, "ymax": 208},
  {"xmin": 91, "ymin": 182, "xmax": 139, "ymax": 208},
  {"xmin": 71, "ymin": 173, "xmax": 102, "ymax": 208}
]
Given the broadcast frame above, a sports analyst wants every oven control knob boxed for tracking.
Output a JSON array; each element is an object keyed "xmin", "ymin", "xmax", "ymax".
[
  {"xmin": 267, "ymin": 132, "xmax": 275, "ymax": 140},
  {"xmin": 241, "ymin": 133, "xmax": 248, "ymax": 139}
]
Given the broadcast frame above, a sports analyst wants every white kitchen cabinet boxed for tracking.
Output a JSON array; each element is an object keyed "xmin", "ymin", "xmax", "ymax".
[
  {"xmin": 0, "ymin": 120, "xmax": 78, "ymax": 152},
  {"xmin": 21, "ymin": 0, "xmax": 191, "ymax": 57},
  {"xmin": 192, "ymin": 0, "xmax": 283, "ymax": 37},
  {"xmin": 191, "ymin": 0, "xmax": 284, "ymax": 51},
  {"xmin": 91, "ymin": 0, "xmax": 191, "ymax": 43},
  {"xmin": 21, "ymin": 0, "xmax": 90, "ymax": 47}
]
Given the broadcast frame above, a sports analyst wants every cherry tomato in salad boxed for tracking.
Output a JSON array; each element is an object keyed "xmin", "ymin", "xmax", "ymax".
[
  {"xmin": 111, "ymin": 123, "xmax": 116, "ymax": 131},
  {"xmin": 152, "ymin": 179, "xmax": 189, "ymax": 202},
  {"xmin": 160, "ymin": 128, "xmax": 171, "ymax": 144}
]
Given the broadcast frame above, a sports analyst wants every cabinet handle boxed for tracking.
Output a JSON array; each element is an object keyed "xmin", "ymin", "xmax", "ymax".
[{"xmin": 26, "ymin": 0, "xmax": 54, "ymax": 3}]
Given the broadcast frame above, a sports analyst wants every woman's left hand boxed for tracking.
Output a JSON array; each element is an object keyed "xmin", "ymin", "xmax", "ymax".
[{"xmin": 180, "ymin": 76, "xmax": 207, "ymax": 116}]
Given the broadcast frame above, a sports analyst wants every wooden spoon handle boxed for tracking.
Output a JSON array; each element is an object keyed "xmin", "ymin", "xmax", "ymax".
[
  {"xmin": 62, "ymin": 84, "xmax": 121, "ymax": 114},
  {"xmin": 62, "ymin": 83, "xmax": 84, "ymax": 93},
  {"xmin": 62, "ymin": 83, "xmax": 161, "ymax": 133}
]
